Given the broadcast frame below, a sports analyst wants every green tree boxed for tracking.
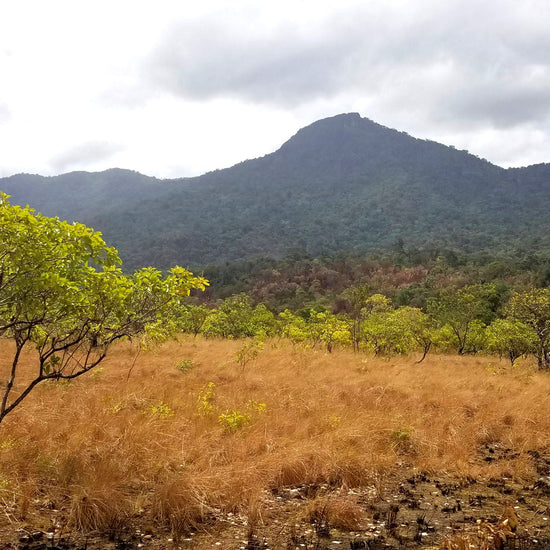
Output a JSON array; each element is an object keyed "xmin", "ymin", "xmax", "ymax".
[
  {"xmin": 278, "ymin": 309, "xmax": 308, "ymax": 344},
  {"xmin": 176, "ymin": 304, "xmax": 211, "ymax": 337},
  {"xmin": 202, "ymin": 294, "xmax": 275, "ymax": 338},
  {"xmin": 427, "ymin": 284, "xmax": 497, "ymax": 354},
  {"xmin": 308, "ymin": 311, "xmax": 351, "ymax": 353},
  {"xmin": 359, "ymin": 294, "xmax": 394, "ymax": 355},
  {"xmin": 341, "ymin": 284, "xmax": 371, "ymax": 352},
  {"xmin": 361, "ymin": 307, "xmax": 419, "ymax": 357},
  {"xmin": 506, "ymin": 289, "xmax": 550, "ymax": 369},
  {"xmin": 362, "ymin": 293, "xmax": 393, "ymax": 316},
  {"xmin": 394, "ymin": 306, "xmax": 435, "ymax": 363},
  {"xmin": 0, "ymin": 194, "xmax": 207, "ymax": 424},
  {"xmin": 485, "ymin": 318, "xmax": 536, "ymax": 366}
]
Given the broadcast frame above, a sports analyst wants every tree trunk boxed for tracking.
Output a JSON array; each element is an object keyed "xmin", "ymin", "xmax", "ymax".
[{"xmin": 415, "ymin": 342, "xmax": 431, "ymax": 364}]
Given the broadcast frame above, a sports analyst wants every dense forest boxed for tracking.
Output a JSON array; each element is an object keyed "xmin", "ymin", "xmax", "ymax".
[
  {"xmin": 2, "ymin": 113, "xmax": 550, "ymax": 270},
  {"xmin": 199, "ymin": 248, "xmax": 550, "ymax": 308}
]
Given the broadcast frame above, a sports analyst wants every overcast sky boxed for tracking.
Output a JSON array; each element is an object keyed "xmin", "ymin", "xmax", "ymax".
[{"xmin": 1, "ymin": 0, "xmax": 549, "ymax": 179}]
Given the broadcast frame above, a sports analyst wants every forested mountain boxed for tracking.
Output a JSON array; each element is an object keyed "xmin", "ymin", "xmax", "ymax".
[{"xmin": 2, "ymin": 113, "xmax": 550, "ymax": 270}]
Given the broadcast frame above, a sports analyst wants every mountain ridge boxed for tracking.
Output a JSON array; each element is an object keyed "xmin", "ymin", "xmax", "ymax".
[{"xmin": 1, "ymin": 113, "xmax": 550, "ymax": 270}]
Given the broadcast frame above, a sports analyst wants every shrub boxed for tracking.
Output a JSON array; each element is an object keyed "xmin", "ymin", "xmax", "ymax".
[{"xmin": 175, "ymin": 359, "xmax": 194, "ymax": 372}]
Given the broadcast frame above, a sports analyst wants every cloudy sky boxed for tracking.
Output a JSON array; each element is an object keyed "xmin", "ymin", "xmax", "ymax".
[{"xmin": 1, "ymin": 0, "xmax": 549, "ymax": 178}]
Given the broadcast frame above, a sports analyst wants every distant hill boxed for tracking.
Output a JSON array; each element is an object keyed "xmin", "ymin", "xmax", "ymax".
[{"xmin": 2, "ymin": 113, "xmax": 550, "ymax": 270}]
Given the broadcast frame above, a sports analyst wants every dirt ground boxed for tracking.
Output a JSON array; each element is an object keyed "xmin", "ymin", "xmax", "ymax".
[{"xmin": 4, "ymin": 444, "xmax": 550, "ymax": 550}]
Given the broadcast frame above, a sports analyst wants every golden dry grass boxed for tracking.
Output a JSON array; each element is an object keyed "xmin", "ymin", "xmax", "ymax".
[{"xmin": 0, "ymin": 336, "xmax": 549, "ymax": 541}]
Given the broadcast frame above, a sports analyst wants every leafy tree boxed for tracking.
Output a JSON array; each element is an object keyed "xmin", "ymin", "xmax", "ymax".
[
  {"xmin": 341, "ymin": 284, "xmax": 371, "ymax": 352},
  {"xmin": 506, "ymin": 289, "xmax": 550, "ymax": 369},
  {"xmin": 485, "ymin": 318, "xmax": 536, "ymax": 366},
  {"xmin": 278, "ymin": 309, "xmax": 308, "ymax": 344},
  {"xmin": 307, "ymin": 311, "xmax": 351, "ymax": 353},
  {"xmin": 361, "ymin": 307, "xmax": 418, "ymax": 357},
  {"xmin": 359, "ymin": 294, "xmax": 394, "ymax": 355},
  {"xmin": 202, "ymin": 294, "xmax": 275, "ymax": 338},
  {"xmin": 0, "ymin": 194, "xmax": 207, "ymax": 424},
  {"xmin": 427, "ymin": 284, "xmax": 497, "ymax": 354},
  {"xmin": 361, "ymin": 293, "xmax": 393, "ymax": 316},
  {"xmin": 464, "ymin": 319, "xmax": 488, "ymax": 354},
  {"xmin": 176, "ymin": 304, "xmax": 211, "ymax": 337},
  {"xmin": 394, "ymin": 307, "xmax": 435, "ymax": 363}
]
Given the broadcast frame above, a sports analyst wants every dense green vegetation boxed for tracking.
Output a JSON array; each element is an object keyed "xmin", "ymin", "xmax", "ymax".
[
  {"xmin": 199, "ymin": 246, "xmax": 550, "ymax": 309},
  {"xmin": 2, "ymin": 113, "xmax": 550, "ymax": 270},
  {"xmin": 177, "ymin": 281, "xmax": 550, "ymax": 368},
  {"xmin": 177, "ymin": 247, "xmax": 550, "ymax": 369}
]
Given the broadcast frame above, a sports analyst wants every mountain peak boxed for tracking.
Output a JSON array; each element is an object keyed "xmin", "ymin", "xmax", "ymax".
[
  {"xmin": 271, "ymin": 112, "xmax": 499, "ymax": 182},
  {"xmin": 1, "ymin": 112, "xmax": 545, "ymax": 269},
  {"xmin": 277, "ymin": 112, "xmax": 383, "ymax": 156},
  {"xmin": 281, "ymin": 112, "xmax": 377, "ymax": 145}
]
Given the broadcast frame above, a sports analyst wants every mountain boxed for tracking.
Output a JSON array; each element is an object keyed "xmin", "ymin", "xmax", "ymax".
[{"xmin": 2, "ymin": 113, "xmax": 550, "ymax": 270}]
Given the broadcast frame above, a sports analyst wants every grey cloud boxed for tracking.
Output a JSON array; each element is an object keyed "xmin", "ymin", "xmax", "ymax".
[
  {"xmin": 139, "ymin": 1, "xmax": 550, "ymax": 132},
  {"xmin": 144, "ymin": 18, "xmax": 354, "ymax": 105},
  {"xmin": 50, "ymin": 141, "xmax": 125, "ymax": 173},
  {"xmin": 441, "ymin": 81, "xmax": 550, "ymax": 129}
]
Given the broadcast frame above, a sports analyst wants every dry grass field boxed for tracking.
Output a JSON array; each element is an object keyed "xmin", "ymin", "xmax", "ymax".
[{"xmin": 1, "ymin": 337, "xmax": 550, "ymax": 549}]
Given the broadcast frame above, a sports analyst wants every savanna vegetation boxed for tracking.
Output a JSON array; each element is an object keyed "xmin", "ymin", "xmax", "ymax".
[
  {"xmin": 3, "ymin": 194, "xmax": 550, "ymax": 549},
  {"xmin": 2, "ymin": 338, "xmax": 550, "ymax": 549},
  {"xmin": 191, "ymin": 261, "xmax": 550, "ymax": 370}
]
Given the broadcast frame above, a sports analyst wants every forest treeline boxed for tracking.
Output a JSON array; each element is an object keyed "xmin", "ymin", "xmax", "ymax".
[
  {"xmin": 200, "ymin": 246, "xmax": 550, "ymax": 307},
  {"xmin": 181, "ymin": 248, "xmax": 550, "ymax": 369}
]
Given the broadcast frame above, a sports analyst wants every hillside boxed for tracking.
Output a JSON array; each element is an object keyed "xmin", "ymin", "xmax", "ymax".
[{"xmin": 2, "ymin": 113, "xmax": 550, "ymax": 270}]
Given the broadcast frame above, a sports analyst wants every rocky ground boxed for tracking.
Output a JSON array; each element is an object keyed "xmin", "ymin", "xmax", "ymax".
[{"xmin": 4, "ymin": 445, "xmax": 550, "ymax": 549}]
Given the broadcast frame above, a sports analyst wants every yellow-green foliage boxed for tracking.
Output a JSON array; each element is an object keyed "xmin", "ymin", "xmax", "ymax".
[
  {"xmin": 390, "ymin": 425, "xmax": 416, "ymax": 454},
  {"xmin": 175, "ymin": 358, "xmax": 194, "ymax": 372},
  {"xmin": 235, "ymin": 338, "xmax": 263, "ymax": 370},
  {"xmin": 247, "ymin": 400, "xmax": 267, "ymax": 414},
  {"xmin": 0, "ymin": 193, "xmax": 208, "ymax": 425},
  {"xmin": 279, "ymin": 309, "xmax": 308, "ymax": 343},
  {"xmin": 0, "ymin": 436, "xmax": 17, "ymax": 450},
  {"xmin": 150, "ymin": 402, "xmax": 174, "ymax": 418},
  {"xmin": 197, "ymin": 382, "xmax": 216, "ymax": 416},
  {"xmin": 218, "ymin": 410, "xmax": 251, "ymax": 432},
  {"xmin": 218, "ymin": 400, "xmax": 267, "ymax": 432}
]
